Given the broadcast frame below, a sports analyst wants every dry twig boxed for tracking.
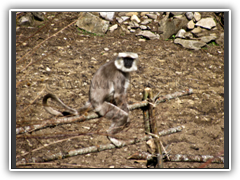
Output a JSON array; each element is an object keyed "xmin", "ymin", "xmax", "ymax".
[
  {"xmin": 16, "ymin": 126, "xmax": 184, "ymax": 165},
  {"xmin": 16, "ymin": 89, "xmax": 192, "ymax": 135}
]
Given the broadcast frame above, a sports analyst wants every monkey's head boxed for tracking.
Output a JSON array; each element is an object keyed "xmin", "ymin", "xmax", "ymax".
[{"xmin": 114, "ymin": 52, "xmax": 138, "ymax": 72}]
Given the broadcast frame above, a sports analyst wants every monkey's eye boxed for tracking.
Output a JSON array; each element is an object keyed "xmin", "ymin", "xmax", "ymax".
[{"xmin": 123, "ymin": 57, "xmax": 134, "ymax": 68}]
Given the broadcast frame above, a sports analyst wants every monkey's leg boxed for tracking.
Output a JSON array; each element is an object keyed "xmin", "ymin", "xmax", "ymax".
[{"xmin": 96, "ymin": 102, "xmax": 129, "ymax": 147}]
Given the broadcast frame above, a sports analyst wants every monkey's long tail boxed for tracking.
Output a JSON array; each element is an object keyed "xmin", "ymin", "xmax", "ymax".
[{"xmin": 42, "ymin": 93, "xmax": 78, "ymax": 116}]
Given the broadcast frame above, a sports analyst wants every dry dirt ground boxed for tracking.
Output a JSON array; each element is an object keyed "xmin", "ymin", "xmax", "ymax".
[{"xmin": 15, "ymin": 12, "xmax": 225, "ymax": 169}]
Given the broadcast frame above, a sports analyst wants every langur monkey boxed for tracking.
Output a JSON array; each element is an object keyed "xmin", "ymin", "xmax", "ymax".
[{"xmin": 43, "ymin": 52, "xmax": 139, "ymax": 147}]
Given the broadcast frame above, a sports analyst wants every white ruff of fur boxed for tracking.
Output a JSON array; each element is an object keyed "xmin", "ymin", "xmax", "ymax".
[{"xmin": 114, "ymin": 52, "xmax": 138, "ymax": 72}]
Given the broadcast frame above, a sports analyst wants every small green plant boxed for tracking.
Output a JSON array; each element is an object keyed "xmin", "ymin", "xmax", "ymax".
[
  {"xmin": 76, "ymin": 27, "xmax": 104, "ymax": 37},
  {"xmin": 165, "ymin": 34, "xmax": 176, "ymax": 41}
]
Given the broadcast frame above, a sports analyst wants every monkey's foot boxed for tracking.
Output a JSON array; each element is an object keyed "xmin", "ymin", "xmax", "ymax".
[{"xmin": 108, "ymin": 137, "xmax": 126, "ymax": 148}]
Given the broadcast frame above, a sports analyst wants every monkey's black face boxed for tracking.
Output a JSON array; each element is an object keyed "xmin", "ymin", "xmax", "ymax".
[{"xmin": 123, "ymin": 57, "xmax": 134, "ymax": 69}]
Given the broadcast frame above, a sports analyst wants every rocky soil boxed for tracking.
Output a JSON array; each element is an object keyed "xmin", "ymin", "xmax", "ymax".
[{"xmin": 15, "ymin": 11, "xmax": 225, "ymax": 169}]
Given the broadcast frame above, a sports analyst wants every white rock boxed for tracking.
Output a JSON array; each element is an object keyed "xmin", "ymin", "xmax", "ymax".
[
  {"xmin": 141, "ymin": 19, "xmax": 152, "ymax": 25},
  {"xmin": 200, "ymin": 33, "xmax": 217, "ymax": 43},
  {"xmin": 99, "ymin": 12, "xmax": 115, "ymax": 21},
  {"xmin": 129, "ymin": 29, "xmax": 136, "ymax": 33},
  {"xmin": 176, "ymin": 29, "xmax": 186, "ymax": 38},
  {"xmin": 136, "ymin": 31, "xmax": 160, "ymax": 40},
  {"xmin": 185, "ymin": 32, "xmax": 193, "ymax": 39},
  {"xmin": 46, "ymin": 67, "xmax": 51, "ymax": 71},
  {"xmin": 140, "ymin": 25, "xmax": 147, "ymax": 30},
  {"xmin": 146, "ymin": 14, "xmax": 157, "ymax": 20},
  {"xmin": 187, "ymin": 20, "xmax": 195, "ymax": 29},
  {"xmin": 195, "ymin": 17, "xmax": 216, "ymax": 29},
  {"xmin": 104, "ymin": 47, "xmax": 109, "ymax": 51},
  {"xmin": 194, "ymin": 12, "xmax": 201, "ymax": 22},
  {"xmin": 116, "ymin": 17, "xmax": 123, "ymax": 23},
  {"xmin": 174, "ymin": 38, "xmax": 206, "ymax": 50},
  {"xmin": 121, "ymin": 16, "xmax": 130, "ymax": 22},
  {"xmin": 109, "ymin": 24, "xmax": 118, "ymax": 32},
  {"xmin": 186, "ymin": 12, "xmax": 194, "ymax": 20},
  {"xmin": 130, "ymin": 14, "xmax": 140, "ymax": 23}
]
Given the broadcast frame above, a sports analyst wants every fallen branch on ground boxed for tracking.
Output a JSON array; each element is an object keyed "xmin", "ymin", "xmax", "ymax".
[
  {"xmin": 128, "ymin": 151, "xmax": 224, "ymax": 164},
  {"xmin": 16, "ymin": 89, "xmax": 193, "ymax": 135},
  {"xmin": 16, "ymin": 126, "xmax": 183, "ymax": 165}
]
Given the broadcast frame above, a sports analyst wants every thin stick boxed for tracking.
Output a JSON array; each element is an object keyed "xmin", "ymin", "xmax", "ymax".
[
  {"xmin": 16, "ymin": 88, "xmax": 192, "ymax": 135},
  {"xmin": 155, "ymin": 88, "xmax": 193, "ymax": 105},
  {"xmin": 16, "ymin": 126, "xmax": 183, "ymax": 165},
  {"xmin": 128, "ymin": 152, "xmax": 224, "ymax": 164}
]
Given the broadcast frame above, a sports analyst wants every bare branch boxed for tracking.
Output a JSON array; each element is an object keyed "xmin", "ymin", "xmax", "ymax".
[
  {"xmin": 16, "ymin": 126, "xmax": 184, "ymax": 165},
  {"xmin": 128, "ymin": 151, "xmax": 224, "ymax": 164},
  {"xmin": 16, "ymin": 88, "xmax": 192, "ymax": 135}
]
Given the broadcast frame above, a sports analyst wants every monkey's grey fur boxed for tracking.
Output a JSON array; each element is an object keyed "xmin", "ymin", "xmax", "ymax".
[{"xmin": 43, "ymin": 52, "xmax": 139, "ymax": 147}]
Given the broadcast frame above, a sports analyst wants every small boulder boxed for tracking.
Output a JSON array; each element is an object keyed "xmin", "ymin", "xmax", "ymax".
[
  {"xmin": 131, "ymin": 14, "xmax": 141, "ymax": 23},
  {"xmin": 194, "ymin": 12, "xmax": 201, "ymax": 22},
  {"xmin": 174, "ymin": 38, "xmax": 206, "ymax": 50},
  {"xmin": 136, "ymin": 30, "xmax": 160, "ymax": 40},
  {"xmin": 187, "ymin": 20, "xmax": 195, "ymax": 29},
  {"xmin": 100, "ymin": 12, "xmax": 115, "ymax": 21},
  {"xmin": 76, "ymin": 12, "xmax": 109, "ymax": 35},
  {"xmin": 185, "ymin": 12, "xmax": 194, "ymax": 20},
  {"xmin": 176, "ymin": 29, "xmax": 186, "ymax": 38},
  {"xmin": 109, "ymin": 24, "xmax": 118, "ymax": 32},
  {"xmin": 196, "ymin": 17, "xmax": 216, "ymax": 29}
]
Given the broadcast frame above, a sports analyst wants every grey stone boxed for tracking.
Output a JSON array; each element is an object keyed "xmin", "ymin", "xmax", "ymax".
[
  {"xmin": 100, "ymin": 12, "xmax": 115, "ymax": 21},
  {"xmin": 116, "ymin": 17, "xmax": 123, "ymax": 23},
  {"xmin": 196, "ymin": 17, "xmax": 216, "ymax": 29},
  {"xmin": 76, "ymin": 12, "xmax": 109, "ymax": 35},
  {"xmin": 131, "ymin": 14, "xmax": 141, "ymax": 23},
  {"xmin": 32, "ymin": 12, "xmax": 44, "ymax": 21},
  {"xmin": 146, "ymin": 14, "xmax": 157, "ymax": 20},
  {"xmin": 141, "ymin": 19, "xmax": 152, "ymax": 25},
  {"xmin": 194, "ymin": 12, "xmax": 201, "ymax": 22},
  {"xmin": 200, "ymin": 33, "xmax": 217, "ymax": 43},
  {"xmin": 140, "ymin": 25, "xmax": 147, "ymax": 30},
  {"xmin": 19, "ymin": 13, "xmax": 34, "ymax": 26},
  {"xmin": 158, "ymin": 16, "xmax": 188, "ymax": 40},
  {"xmin": 185, "ymin": 32, "xmax": 194, "ymax": 39},
  {"xmin": 109, "ymin": 24, "xmax": 118, "ymax": 32},
  {"xmin": 185, "ymin": 12, "xmax": 194, "ymax": 20},
  {"xmin": 176, "ymin": 29, "xmax": 186, "ymax": 38},
  {"xmin": 129, "ymin": 21, "xmax": 139, "ymax": 28},
  {"xmin": 136, "ymin": 30, "xmax": 160, "ymax": 40},
  {"xmin": 174, "ymin": 38, "xmax": 206, "ymax": 50},
  {"xmin": 187, "ymin": 20, "xmax": 195, "ymax": 29},
  {"xmin": 191, "ymin": 26, "xmax": 202, "ymax": 34},
  {"xmin": 121, "ymin": 16, "xmax": 130, "ymax": 22}
]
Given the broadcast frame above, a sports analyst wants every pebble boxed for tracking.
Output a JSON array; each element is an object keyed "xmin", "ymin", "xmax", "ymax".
[
  {"xmin": 131, "ymin": 14, "xmax": 141, "ymax": 23},
  {"xmin": 194, "ymin": 12, "xmax": 201, "ymax": 21},
  {"xmin": 140, "ymin": 18, "xmax": 152, "ymax": 25},
  {"xmin": 176, "ymin": 29, "xmax": 186, "ymax": 38},
  {"xmin": 186, "ymin": 12, "xmax": 194, "ymax": 20},
  {"xmin": 146, "ymin": 13, "xmax": 157, "ymax": 20},
  {"xmin": 187, "ymin": 20, "xmax": 195, "ymax": 29},
  {"xmin": 196, "ymin": 17, "xmax": 216, "ymax": 29},
  {"xmin": 109, "ymin": 24, "xmax": 118, "ymax": 32}
]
